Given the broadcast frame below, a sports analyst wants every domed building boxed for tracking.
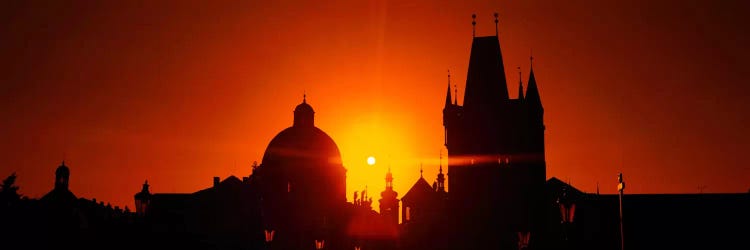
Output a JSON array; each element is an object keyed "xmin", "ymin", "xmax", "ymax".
[
  {"xmin": 254, "ymin": 95, "xmax": 348, "ymax": 250},
  {"xmin": 41, "ymin": 161, "xmax": 77, "ymax": 204}
]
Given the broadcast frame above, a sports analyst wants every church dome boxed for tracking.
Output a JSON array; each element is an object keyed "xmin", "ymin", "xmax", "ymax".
[
  {"xmin": 261, "ymin": 126, "xmax": 342, "ymax": 166},
  {"xmin": 262, "ymin": 96, "xmax": 342, "ymax": 167}
]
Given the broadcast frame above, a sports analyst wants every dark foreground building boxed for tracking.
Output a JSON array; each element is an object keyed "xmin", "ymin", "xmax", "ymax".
[
  {"xmin": 395, "ymin": 15, "xmax": 749, "ymax": 250},
  {"xmin": 3, "ymin": 14, "xmax": 748, "ymax": 250},
  {"xmin": 135, "ymin": 97, "xmax": 395, "ymax": 250}
]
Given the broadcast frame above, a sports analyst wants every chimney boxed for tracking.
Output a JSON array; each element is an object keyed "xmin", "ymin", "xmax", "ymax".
[{"xmin": 213, "ymin": 177, "xmax": 220, "ymax": 188}]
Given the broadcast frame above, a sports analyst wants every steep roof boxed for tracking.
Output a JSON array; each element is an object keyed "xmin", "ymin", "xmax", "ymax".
[
  {"xmin": 463, "ymin": 36, "xmax": 509, "ymax": 109},
  {"xmin": 402, "ymin": 177, "xmax": 435, "ymax": 202},
  {"xmin": 525, "ymin": 66, "xmax": 542, "ymax": 108}
]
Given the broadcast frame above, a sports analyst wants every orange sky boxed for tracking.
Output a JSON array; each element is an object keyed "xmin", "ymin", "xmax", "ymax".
[{"xmin": 1, "ymin": 0, "xmax": 749, "ymax": 210}]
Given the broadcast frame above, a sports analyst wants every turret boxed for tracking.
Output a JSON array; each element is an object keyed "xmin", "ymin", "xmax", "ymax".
[
  {"xmin": 293, "ymin": 94, "xmax": 315, "ymax": 127},
  {"xmin": 379, "ymin": 167, "xmax": 400, "ymax": 225},
  {"xmin": 54, "ymin": 161, "xmax": 69, "ymax": 191}
]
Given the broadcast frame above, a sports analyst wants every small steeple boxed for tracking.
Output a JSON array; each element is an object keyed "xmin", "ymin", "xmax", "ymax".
[
  {"xmin": 471, "ymin": 13, "xmax": 477, "ymax": 37},
  {"xmin": 55, "ymin": 160, "xmax": 70, "ymax": 191},
  {"xmin": 494, "ymin": 12, "xmax": 499, "ymax": 36},
  {"xmin": 518, "ymin": 66, "xmax": 524, "ymax": 101},
  {"xmin": 437, "ymin": 151, "xmax": 446, "ymax": 193},
  {"xmin": 142, "ymin": 180, "xmax": 150, "ymax": 193},
  {"xmin": 445, "ymin": 70, "xmax": 453, "ymax": 107},
  {"xmin": 526, "ymin": 54, "xmax": 542, "ymax": 108}
]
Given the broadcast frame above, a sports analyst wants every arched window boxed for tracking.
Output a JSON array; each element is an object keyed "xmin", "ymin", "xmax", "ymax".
[{"xmin": 405, "ymin": 207, "xmax": 411, "ymax": 221}]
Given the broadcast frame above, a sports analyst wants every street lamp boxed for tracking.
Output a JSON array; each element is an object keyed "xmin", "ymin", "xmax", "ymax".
[
  {"xmin": 556, "ymin": 186, "xmax": 576, "ymax": 249},
  {"xmin": 264, "ymin": 229, "xmax": 275, "ymax": 243},
  {"xmin": 315, "ymin": 239, "xmax": 325, "ymax": 250},
  {"xmin": 264, "ymin": 229, "xmax": 275, "ymax": 250},
  {"xmin": 517, "ymin": 231, "xmax": 531, "ymax": 250}
]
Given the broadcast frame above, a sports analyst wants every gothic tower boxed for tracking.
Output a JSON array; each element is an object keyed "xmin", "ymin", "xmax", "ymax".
[{"xmin": 442, "ymin": 14, "xmax": 546, "ymax": 250}]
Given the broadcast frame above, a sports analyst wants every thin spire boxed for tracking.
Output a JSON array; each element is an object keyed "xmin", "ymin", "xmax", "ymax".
[
  {"xmin": 526, "ymin": 51, "xmax": 542, "ymax": 107},
  {"xmin": 303, "ymin": 91, "xmax": 307, "ymax": 103},
  {"xmin": 471, "ymin": 13, "xmax": 477, "ymax": 37},
  {"xmin": 445, "ymin": 69, "xmax": 453, "ymax": 107},
  {"xmin": 439, "ymin": 149, "xmax": 443, "ymax": 172},
  {"xmin": 494, "ymin": 12, "xmax": 499, "ymax": 36},
  {"xmin": 420, "ymin": 163, "xmax": 423, "ymax": 178},
  {"xmin": 530, "ymin": 49, "xmax": 534, "ymax": 69},
  {"xmin": 448, "ymin": 69, "xmax": 451, "ymax": 88}
]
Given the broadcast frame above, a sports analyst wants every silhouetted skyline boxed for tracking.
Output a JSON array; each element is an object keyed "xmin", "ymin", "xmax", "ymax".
[{"xmin": 2, "ymin": 0, "xmax": 749, "ymax": 210}]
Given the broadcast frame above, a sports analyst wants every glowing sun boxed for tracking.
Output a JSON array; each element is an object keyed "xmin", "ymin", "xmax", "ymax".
[{"xmin": 367, "ymin": 156, "xmax": 376, "ymax": 166}]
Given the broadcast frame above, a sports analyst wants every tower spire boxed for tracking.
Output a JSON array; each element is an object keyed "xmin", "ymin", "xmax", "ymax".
[
  {"xmin": 494, "ymin": 12, "xmax": 499, "ymax": 36},
  {"xmin": 437, "ymin": 150, "xmax": 446, "ymax": 192},
  {"xmin": 472, "ymin": 13, "xmax": 477, "ymax": 37},
  {"xmin": 445, "ymin": 69, "xmax": 453, "ymax": 107},
  {"xmin": 439, "ymin": 149, "xmax": 443, "ymax": 172},
  {"xmin": 385, "ymin": 165, "xmax": 393, "ymax": 189},
  {"xmin": 526, "ymin": 53, "xmax": 542, "ymax": 108}
]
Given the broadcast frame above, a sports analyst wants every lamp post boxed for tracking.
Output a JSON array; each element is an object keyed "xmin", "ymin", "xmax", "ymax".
[
  {"xmin": 315, "ymin": 239, "xmax": 325, "ymax": 250},
  {"xmin": 556, "ymin": 187, "xmax": 575, "ymax": 250},
  {"xmin": 264, "ymin": 229, "xmax": 275, "ymax": 250},
  {"xmin": 617, "ymin": 173, "xmax": 625, "ymax": 250}
]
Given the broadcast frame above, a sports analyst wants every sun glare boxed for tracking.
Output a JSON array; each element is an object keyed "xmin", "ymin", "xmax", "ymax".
[{"xmin": 367, "ymin": 156, "xmax": 376, "ymax": 166}]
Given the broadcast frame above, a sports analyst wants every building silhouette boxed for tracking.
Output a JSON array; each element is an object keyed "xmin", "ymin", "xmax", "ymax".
[
  {"xmin": 396, "ymin": 14, "xmax": 749, "ymax": 250},
  {"xmin": 1, "ymin": 162, "xmax": 137, "ymax": 250},
  {"xmin": 131, "ymin": 15, "xmax": 749, "ymax": 250},
  {"xmin": 378, "ymin": 167, "xmax": 399, "ymax": 226},
  {"xmin": 3, "ymin": 12, "xmax": 749, "ymax": 250},
  {"xmin": 254, "ymin": 95, "xmax": 348, "ymax": 250},
  {"xmin": 137, "ymin": 97, "xmax": 395, "ymax": 250},
  {"xmin": 441, "ymin": 16, "xmax": 546, "ymax": 250}
]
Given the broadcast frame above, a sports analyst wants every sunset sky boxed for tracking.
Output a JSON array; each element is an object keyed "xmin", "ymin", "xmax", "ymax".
[{"xmin": 2, "ymin": 0, "xmax": 748, "ymax": 210}]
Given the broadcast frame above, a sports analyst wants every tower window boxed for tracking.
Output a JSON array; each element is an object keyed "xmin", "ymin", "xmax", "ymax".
[
  {"xmin": 405, "ymin": 207, "xmax": 411, "ymax": 221},
  {"xmin": 287, "ymin": 181, "xmax": 291, "ymax": 193}
]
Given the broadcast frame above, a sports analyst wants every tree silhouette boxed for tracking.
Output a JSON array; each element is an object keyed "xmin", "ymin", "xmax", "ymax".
[{"xmin": 0, "ymin": 173, "xmax": 21, "ymax": 205}]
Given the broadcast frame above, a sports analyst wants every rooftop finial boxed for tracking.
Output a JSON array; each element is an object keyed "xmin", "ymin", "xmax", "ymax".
[
  {"xmin": 518, "ymin": 66, "xmax": 522, "ymax": 81},
  {"xmin": 494, "ymin": 12, "xmax": 499, "ymax": 36},
  {"xmin": 448, "ymin": 69, "xmax": 451, "ymax": 85},
  {"xmin": 530, "ymin": 49, "xmax": 534, "ymax": 68},
  {"xmin": 420, "ymin": 163, "xmax": 423, "ymax": 178},
  {"xmin": 439, "ymin": 149, "xmax": 443, "ymax": 173},
  {"xmin": 303, "ymin": 91, "xmax": 307, "ymax": 103},
  {"xmin": 471, "ymin": 13, "xmax": 477, "ymax": 37}
]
